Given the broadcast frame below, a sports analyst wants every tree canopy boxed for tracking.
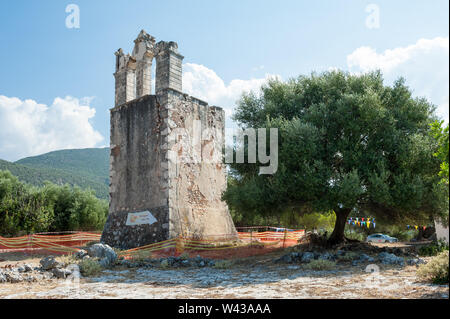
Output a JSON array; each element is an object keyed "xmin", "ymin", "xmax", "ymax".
[
  {"xmin": 224, "ymin": 70, "xmax": 448, "ymax": 244},
  {"xmin": 0, "ymin": 169, "xmax": 108, "ymax": 236},
  {"xmin": 430, "ymin": 120, "xmax": 449, "ymax": 185}
]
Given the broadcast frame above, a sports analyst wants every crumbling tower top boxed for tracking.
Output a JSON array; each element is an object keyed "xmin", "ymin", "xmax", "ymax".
[{"xmin": 114, "ymin": 30, "xmax": 184, "ymax": 106}]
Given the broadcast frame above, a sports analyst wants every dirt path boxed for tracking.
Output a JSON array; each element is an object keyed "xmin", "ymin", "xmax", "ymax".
[{"xmin": 1, "ymin": 260, "xmax": 448, "ymax": 299}]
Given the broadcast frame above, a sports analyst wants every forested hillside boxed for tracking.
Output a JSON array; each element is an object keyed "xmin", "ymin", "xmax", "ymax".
[{"xmin": 0, "ymin": 148, "xmax": 109, "ymax": 199}]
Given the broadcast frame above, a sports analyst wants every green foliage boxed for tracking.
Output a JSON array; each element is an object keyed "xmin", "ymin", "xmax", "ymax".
[
  {"xmin": 296, "ymin": 211, "xmax": 336, "ymax": 231},
  {"xmin": 430, "ymin": 120, "xmax": 449, "ymax": 185},
  {"xmin": 159, "ymin": 259, "xmax": 169, "ymax": 269},
  {"xmin": 336, "ymin": 251, "xmax": 359, "ymax": 261},
  {"xmin": 16, "ymin": 147, "xmax": 109, "ymax": 186},
  {"xmin": 383, "ymin": 226, "xmax": 416, "ymax": 242},
  {"xmin": 179, "ymin": 252, "xmax": 190, "ymax": 260},
  {"xmin": 0, "ymin": 148, "xmax": 109, "ymax": 199},
  {"xmin": 303, "ymin": 259, "xmax": 336, "ymax": 270},
  {"xmin": 224, "ymin": 71, "xmax": 448, "ymax": 243},
  {"xmin": 417, "ymin": 251, "xmax": 449, "ymax": 284},
  {"xmin": 418, "ymin": 241, "xmax": 449, "ymax": 257},
  {"xmin": 369, "ymin": 224, "xmax": 418, "ymax": 241},
  {"xmin": 344, "ymin": 229, "xmax": 367, "ymax": 242},
  {"xmin": 213, "ymin": 260, "xmax": 234, "ymax": 269},
  {"xmin": 79, "ymin": 258, "xmax": 102, "ymax": 276},
  {"xmin": 0, "ymin": 169, "xmax": 108, "ymax": 236},
  {"xmin": 0, "ymin": 170, "xmax": 54, "ymax": 235}
]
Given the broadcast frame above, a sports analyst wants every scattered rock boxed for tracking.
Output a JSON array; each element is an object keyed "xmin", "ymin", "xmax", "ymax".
[
  {"xmin": 99, "ymin": 258, "xmax": 111, "ymax": 268},
  {"xmin": 42, "ymin": 271, "xmax": 54, "ymax": 279},
  {"xmin": 275, "ymin": 251, "xmax": 306, "ymax": 263},
  {"xmin": 407, "ymin": 258, "xmax": 427, "ymax": 266},
  {"xmin": 153, "ymin": 256, "xmax": 219, "ymax": 268},
  {"xmin": 40, "ymin": 256, "xmax": 60, "ymax": 270},
  {"xmin": 4, "ymin": 272, "xmax": 23, "ymax": 283},
  {"xmin": 200, "ymin": 279, "xmax": 212, "ymax": 287},
  {"xmin": 25, "ymin": 275, "xmax": 38, "ymax": 283},
  {"xmin": 378, "ymin": 252, "xmax": 404, "ymax": 266},
  {"xmin": 52, "ymin": 268, "xmax": 72, "ymax": 279},
  {"xmin": 359, "ymin": 254, "xmax": 375, "ymax": 263},
  {"xmin": 0, "ymin": 272, "xmax": 6, "ymax": 283},
  {"xmin": 287, "ymin": 265, "xmax": 300, "ymax": 270},
  {"xmin": 301, "ymin": 252, "xmax": 314, "ymax": 263},
  {"xmin": 181, "ymin": 260, "xmax": 191, "ymax": 267},
  {"xmin": 76, "ymin": 249, "xmax": 88, "ymax": 259},
  {"xmin": 275, "ymin": 254, "xmax": 293, "ymax": 263},
  {"xmin": 318, "ymin": 252, "xmax": 334, "ymax": 261},
  {"xmin": 23, "ymin": 264, "xmax": 33, "ymax": 272},
  {"xmin": 87, "ymin": 244, "xmax": 117, "ymax": 267}
]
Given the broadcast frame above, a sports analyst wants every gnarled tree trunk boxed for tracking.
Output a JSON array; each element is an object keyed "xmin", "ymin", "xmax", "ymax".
[{"xmin": 327, "ymin": 208, "xmax": 352, "ymax": 246}]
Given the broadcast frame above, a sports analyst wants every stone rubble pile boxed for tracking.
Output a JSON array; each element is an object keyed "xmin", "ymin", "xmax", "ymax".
[
  {"xmin": 0, "ymin": 256, "xmax": 74, "ymax": 284},
  {"xmin": 118, "ymin": 255, "xmax": 219, "ymax": 269},
  {"xmin": 86, "ymin": 243, "xmax": 117, "ymax": 267},
  {"xmin": 274, "ymin": 249, "xmax": 427, "ymax": 267}
]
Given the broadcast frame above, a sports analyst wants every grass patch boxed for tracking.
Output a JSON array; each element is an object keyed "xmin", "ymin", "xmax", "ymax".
[
  {"xmin": 159, "ymin": 259, "xmax": 170, "ymax": 269},
  {"xmin": 56, "ymin": 253, "xmax": 77, "ymax": 267},
  {"xmin": 213, "ymin": 260, "xmax": 234, "ymax": 269},
  {"xmin": 303, "ymin": 259, "xmax": 336, "ymax": 271},
  {"xmin": 336, "ymin": 252, "xmax": 359, "ymax": 261},
  {"xmin": 179, "ymin": 252, "xmax": 190, "ymax": 260},
  {"xmin": 79, "ymin": 258, "xmax": 102, "ymax": 276},
  {"xmin": 129, "ymin": 250, "xmax": 154, "ymax": 262},
  {"xmin": 418, "ymin": 241, "xmax": 449, "ymax": 257},
  {"xmin": 417, "ymin": 251, "xmax": 449, "ymax": 284}
]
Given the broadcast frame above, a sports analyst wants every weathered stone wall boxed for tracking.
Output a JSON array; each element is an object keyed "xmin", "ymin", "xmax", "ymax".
[
  {"xmin": 114, "ymin": 49, "xmax": 137, "ymax": 106},
  {"xmin": 162, "ymin": 89, "xmax": 237, "ymax": 240},
  {"xmin": 155, "ymin": 42, "xmax": 183, "ymax": 94},
  {"xmin": 102, "ymin": 90, "xmax": 238, "ymax": 248},
  {"xmin": 102, "ymin": 95, "xmax": 170, "ymax": 249},
  {"xmin": 103, "ymin": 31, "xmax": 238, "ymax": 249}
]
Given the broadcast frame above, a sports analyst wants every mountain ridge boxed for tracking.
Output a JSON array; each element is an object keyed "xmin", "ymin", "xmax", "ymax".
[{"xmin": 0, "ymin": 148, "xmax": 110, "ymax": 199}]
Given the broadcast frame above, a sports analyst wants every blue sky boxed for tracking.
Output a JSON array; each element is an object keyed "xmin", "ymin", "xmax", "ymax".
[{"xmin": 0, "ymin": 0, "xmax": 448, "ymax": 161}]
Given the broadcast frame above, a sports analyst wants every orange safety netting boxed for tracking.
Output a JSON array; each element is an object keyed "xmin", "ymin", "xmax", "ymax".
[
  {"xmin": 0, "ymin": 229, "xmax": 305, "ymax": 259},
  {"xmin": 0, "ymin": 232, "xmax": 101, "ymax": 255}
]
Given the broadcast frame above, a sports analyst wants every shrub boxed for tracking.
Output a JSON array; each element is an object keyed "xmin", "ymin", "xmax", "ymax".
[
  {"xmin": 337, "ymin": 252, "xmax": 359, "ymax": 261},
  {"xmin": 417, "ymin": 251, "xmax": 449, "ymax": 284},
  {"xmin": 213, "ymin": 260, "xmax": 234, "ymax": 269},
  {"xmin": 388, "ymin": 227, "xmax": 417, "ymax": 242},
  {"xmin": 57, "ymin": 254, "xmax": 76, "ymax": 267},
  {"xmin": 418, "ymin": 241, "xmax": 449, "ymax": 257},
  {"xmin": 131, "ymin": 250, "xmax": 152, "ymax": 261},
  {"xmin": 303, "ymin": 259, "xmax": 336, "ymax": 271},
  {"xmin": 179, "ymin": 252, "xmax": 190, "ymax": 260},
  {"xmin": 344, "ymin": 229, "xmax": 366, "ymax": 242},
  {"xmin": 79, "ymin": 258, "xmax": 102, "ymax": 276},
  {"xmin": 159, "ymin": 259, "xmax": 169, "ymax": 269},
  {"xmin": 0, "ymin": 170, "xmax": 108, "ymax": 236}
]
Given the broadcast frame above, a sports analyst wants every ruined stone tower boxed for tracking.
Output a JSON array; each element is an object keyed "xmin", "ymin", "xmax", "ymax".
[{"xmin": 101, "ymin": 30, "xmax": 238, "ymax": 249}]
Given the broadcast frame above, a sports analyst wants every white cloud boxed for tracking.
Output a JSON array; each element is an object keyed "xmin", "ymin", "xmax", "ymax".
[
  {"xmin": 347, "ymin": 37, "xmax": 449, "ymax": 122},
  {"xmin": 182, "ymin": 63, "xmax": 280, "ymax": 121},
  {"xmin": 0, "ymin": 95, "xmax": 104, "ymax": 161}
]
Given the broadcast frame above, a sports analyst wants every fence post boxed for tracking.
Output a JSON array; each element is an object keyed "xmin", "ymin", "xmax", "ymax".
[
  {"xmin": 27, "ymin": 234, "xmax": 31, "ymax": 256},
  {"xmin": 250, "ymin": 230, "xmax": 253, "ymax": 248},
  {"xmin": 283, "ymin": 229, "xmax": 287, "ymax": 249},
  {"xmin": 175, "ymin": 235, "xmax": 186, "ymax": 257}
]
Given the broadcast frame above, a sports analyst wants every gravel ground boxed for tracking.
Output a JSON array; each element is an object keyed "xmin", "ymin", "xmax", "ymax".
[{"xmin": 0, "ymin": 256, "xmax": 448, "ymax": 299}]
